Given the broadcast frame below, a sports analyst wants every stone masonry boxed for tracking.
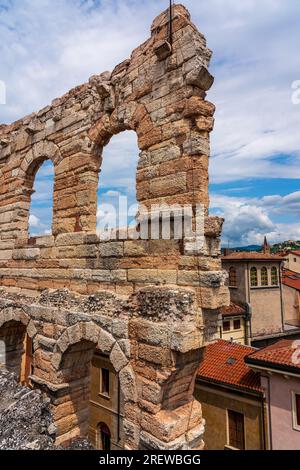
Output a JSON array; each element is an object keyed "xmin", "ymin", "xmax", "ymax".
[{"xmin": 0, "ymin": 5, "xmax": 229, "ymax": 449}]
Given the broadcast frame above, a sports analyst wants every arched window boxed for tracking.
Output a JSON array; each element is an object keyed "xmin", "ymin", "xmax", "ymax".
[
  {"xmin": 97, "ymin": 131, "xmax": 139, "ymax": 238},
  {"xmin": 98, "ymin": 422, "xmax": 111, "ymax": 451},
  {"xmin": 29, "ymin": 160, "xmax": 54, "ymax": 237},
  {"xmin": 271, "ymin": 267, "xmax": 278, "ymax": 286},
  {"xmin": 229, "ymin": 267, "xmax": 237, "ymax": 287},
  {"xmin": 250, "ymin": 267, "xmax": 258, "ymax": 287},
  {"xmin": 261, "ymin": 267, "xmax": 268, "ymax": 286}
]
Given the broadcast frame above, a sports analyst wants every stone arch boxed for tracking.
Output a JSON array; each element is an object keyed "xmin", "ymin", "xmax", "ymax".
[
  {"xmin": 0, "ymin": 307, "xmax": 37, "ymax": 380},
  {"xmin": 19, "ymin": 141, "xmax": 62, "ymax": 180},
  {"xmin": 12, "ymin": 141, "xmax": 61, "ymax": 238},
  {"xmin": 51, "ymin": 321, "xmax": 137, "ymax": 446}
]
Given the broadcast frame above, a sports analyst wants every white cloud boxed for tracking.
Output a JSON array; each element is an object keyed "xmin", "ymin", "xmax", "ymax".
[
  {"xmin": 211, "ymin": 191, "xmax": 300, "ymax": 245},
  {"xmin": 1, "ymin": 0, "xmax": 300, "ymax": 245},
  {"xmin": 29, "ymin": 214, "xmax": 40, "ymax": 228},
  {"xmin": 1, "ymin": 0, "xmax": 299, "ymax": 185}
]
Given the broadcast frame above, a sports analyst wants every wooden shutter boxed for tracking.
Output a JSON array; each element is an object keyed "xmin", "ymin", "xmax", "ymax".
[{"xmin": 228, "ymin": 410, "xmax": 245, "ymax": 450}]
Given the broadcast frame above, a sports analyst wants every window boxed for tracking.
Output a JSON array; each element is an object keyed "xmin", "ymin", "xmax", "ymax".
[
  {"xmin": 271, "ymin": 267, "xmax": 278, "ymax": 286},
  {"xmin": 223, "ymin": 321, "xmax": 231, "ymax": 332},
  {"xmin": 234, "ymin": 319, "xmax": 241, "ymax": 330},
  {"xmin": 98, "ymin": 423, "xmax": 111, "ymax": 450},
  {"xmin": 97, "ymin": 131, "xmax": 139, "ymax": 237},
  {"xmin": 227, "ymin": 410, "xmax": 245, "ymax": 450},
  {"xmin": 292, "ymin": 392, "xmax": 300, "ymax": 431},
  {"xmin": 261, "ymin": 267, "xmax": 268, "ymax": 286},
  {"xmin": 229, "ymin": 267, "xmax": 237, "ymax": 287},
  {"xmin": 100, "ymin": 368, "xmax": 110, "ymax": 396},
  {"xmin": 29, "ymin": 160, "xmax": 54, "ymax": 237},
  {"xmin": 294, "ymin": 258, "xmax": 297, "ymax": 263},
  {"xmin": 250, "ymin": 267, "xmax": 258, "ymax": 287}
]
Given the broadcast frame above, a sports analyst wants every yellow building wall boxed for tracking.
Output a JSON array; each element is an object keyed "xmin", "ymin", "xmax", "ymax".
[
  {"xmin": 89, "ymin": 353, "xmax": 124, "ymax": 450},
  {"xmin": 286, "ymin": 253, "xmax": 300, "ymax": 273},
  {"xmin": 194, "ymin": 383, "xmax": 265, "ymax": 450},
  {"xmin": 221, "ymin": 316, "xmax": 246, "ymax": 344}
]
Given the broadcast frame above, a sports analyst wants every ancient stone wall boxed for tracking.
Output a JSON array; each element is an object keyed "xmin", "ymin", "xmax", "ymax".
[{"xmin": 0, "ymin": 4, "xmax": 229, "ymax": 449}]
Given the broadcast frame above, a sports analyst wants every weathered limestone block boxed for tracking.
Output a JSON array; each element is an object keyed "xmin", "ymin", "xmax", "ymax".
[
  {"xmin": 12, "ymin": 248, "xmax": 40, "ymax": 260},
  {"xmin": 110, "ymin": 342, "xmax": 129, "ymax": 372},
  {"xmin": 0, "ymin": 3, "xmax": 230, "ymax": 451},
  {"xmin": 186, "ymin": 64, "xmax": 214, "ymax": 91},
  {"xmin": 97, "ymin": 329, "xmax": 115, "ymax": 355}
]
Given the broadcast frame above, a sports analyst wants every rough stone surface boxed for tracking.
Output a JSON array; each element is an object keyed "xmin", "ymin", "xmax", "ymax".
[
  {"xmin": 0, "ymin": 368, "xmax": 92, "ymax": 450},
  {"xmin": 0, "ymin": 4, "xmax": 229, "ymax": 450}
]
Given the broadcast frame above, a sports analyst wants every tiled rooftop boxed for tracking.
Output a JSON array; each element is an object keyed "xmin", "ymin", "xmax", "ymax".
[
  {"xmin": 246, "ymin": 339, "xmax": 300, "ymax": 371},
  {"xmin": 220, "ymin": 303, "xmax": 246, "ymax": 317},
  {"xmin": 222, "ymin": 251, "xmax": 285, "ymax": 261},
  {"xmin": 197, "ymin": 340, "xmax": 262, "ymax": 393},
  {"xmin": 282, "ymin": 269, "xmax": 300, "ymax": 292}
]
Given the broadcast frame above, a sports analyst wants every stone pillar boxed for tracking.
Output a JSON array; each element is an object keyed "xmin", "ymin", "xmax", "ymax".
[{"xmin": 128, "ymin": 288, "xmax": 206, "ymax": 450}]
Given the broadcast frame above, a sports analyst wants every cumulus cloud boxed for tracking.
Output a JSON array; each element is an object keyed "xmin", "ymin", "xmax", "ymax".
[
  {"xmin": 211, "ymin": 191, "xmax": 300, "ymax": 245},
  {"xmin": 29, "ymin": 214, "xmax": 40, "ymax": 228},
  {"xmin": 1, "ymin": 0, "xmax": 299, "ymax": 244}
]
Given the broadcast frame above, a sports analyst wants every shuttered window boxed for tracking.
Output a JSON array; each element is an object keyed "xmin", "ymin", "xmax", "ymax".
[
  {"xmin": 296, "ymin": 394, "xmax": 300, "ymax": 427},
  {"xmin": 228, "ymin": 410, "xmax": 245, "ymax": 450}
]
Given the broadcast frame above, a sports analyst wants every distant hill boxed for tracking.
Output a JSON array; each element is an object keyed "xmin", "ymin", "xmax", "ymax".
[
  {"xmin": 272, "ymin": 240, "xmax": 300, "ymax": 253},
  {"xmin": 222, "ymin": 245, "xmax": 261, "ymax": 252}
]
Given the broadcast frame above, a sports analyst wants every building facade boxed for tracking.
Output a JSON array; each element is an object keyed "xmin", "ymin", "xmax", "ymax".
[
  {"xmin": 195, "ymin": 340, "xmax": 267, "ymax": 450},
  {"xmin": 222, "ymin": 251, "xmax": 285, "ymax": 346},
  {"xmin": 284, "ymin": 251, "xmax": 300, "ymax": 274},
  {"xmin": 218, "ymin": 304, "xmax": 248, "ymax": 345},
  {"xmin": 246, "ymin": 340, "xmax": 300, "ymax": 450},
  {"xmin": 89, "ymin": 352, "xmax": 124, "ymax": 450},
  {"xmin": 282, "ymin": 269, "xmax": 300, "ymax": 329}
]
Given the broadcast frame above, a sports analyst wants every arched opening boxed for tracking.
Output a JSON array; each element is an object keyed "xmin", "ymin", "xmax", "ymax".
[
  {"xmin": 271, "ymin": 267, "xmax": 278, "ymax": 286},
  {"xmin": 58, "ymin": 340, "xmax": 95, "ymax": 441},
  {"xmin": 57, "ymin": 341, "xmax": 124, "ymax": 449},
  {"xmin": 97, "ymin": 131, "xmax": 139, "ymax": 237},
  {"xmin": 28, "ymin": 159, "xmax": 54, "ymax": 237},
  {"xmin": 0, "ymin": 320, "xmax": 33, "ymax": 383},
  {"xmin": 97, "ymin": 422, "xmax": 111, "ymax": 451},
  {"xmin": 261, "ymin": 267, "xmax": 268, "ymax": 286},
  {"xmin": 250, "ymin": 267, "xmax": 258, "ymax": 287},
  {"xmin": 229, "ymin": 267, "xmax": 237, "ymax": 287}
]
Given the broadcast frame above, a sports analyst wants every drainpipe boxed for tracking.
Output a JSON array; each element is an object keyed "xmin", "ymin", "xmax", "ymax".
[
  {"xmin": 266, "ymin": 375, "xmax": 273, "ymax": 450},
  {"xmin": 261, "ymin": 394, "xmax": 268, "ymax": 450},
  {"xmin": 279, "ymin": 261, "xmax": 285, "ymax": 332},
  {"xmin": 245, "ymin": 303, "xmax": 252, "ymax": 346}
]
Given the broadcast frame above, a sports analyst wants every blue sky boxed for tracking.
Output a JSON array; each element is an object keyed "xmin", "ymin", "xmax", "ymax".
[{"xmin": 0, "ymin": 0, "xmax": 300, "ymax": 244}]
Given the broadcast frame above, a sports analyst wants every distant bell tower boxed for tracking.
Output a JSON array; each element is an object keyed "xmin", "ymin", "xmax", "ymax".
[{"xmin": 262, "ymin": 236, "xmax": 271, "ymax": 254}]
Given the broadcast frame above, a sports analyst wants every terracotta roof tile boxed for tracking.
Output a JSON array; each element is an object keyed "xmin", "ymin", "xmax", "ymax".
[
  {"xmin": 197, "ymin": 340, "xmax": 262, "ymax": 393},
  {"xmin": 282, "ymin": 269, "xmax": 300, "ymax": 291},
  {"xmin": 222, "ymin": 251, "xmax": 285, "ymax": 261},
  {"xmin": 220, "ymin": 303, "xmax": 246, "ymax": 317},
  {"xmin": 290, "ymin": 250, "xmax": 300, "ymax": 256},
  {"xmin": 246, "ymin": 339, "xmax": 300, "ymax": 371}
]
